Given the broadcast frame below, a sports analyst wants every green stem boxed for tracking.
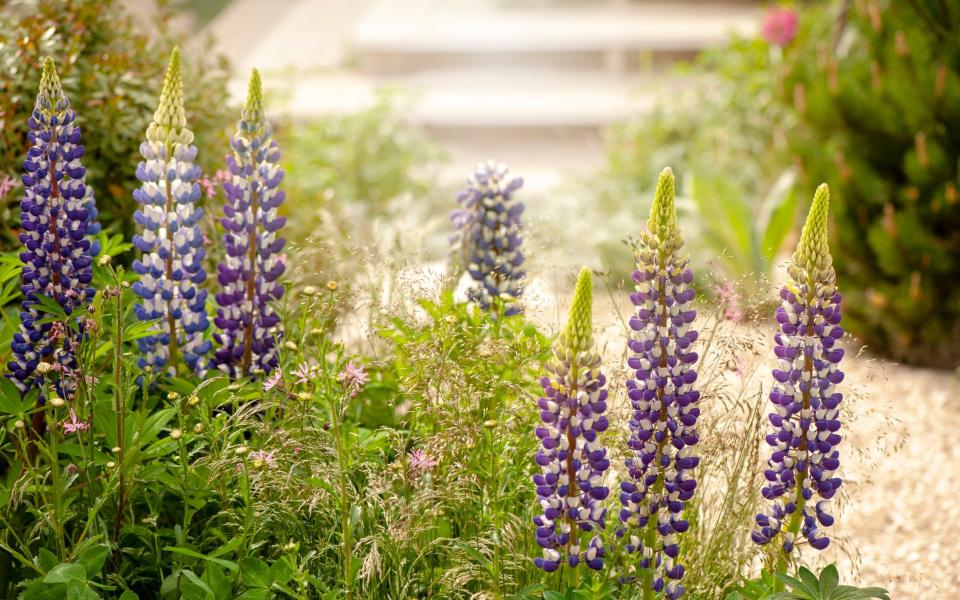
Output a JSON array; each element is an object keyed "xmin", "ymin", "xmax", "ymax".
[
  {"xmin": 112, "ymin": 278, "xmax": 127, "ymax": 549},
  {"xmin": 330, "ymin": 394, "xmax": 352, "ymax": 599}
]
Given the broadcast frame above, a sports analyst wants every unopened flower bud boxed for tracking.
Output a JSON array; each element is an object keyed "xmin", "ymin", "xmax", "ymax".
[{"xmin": 170, "ymin": 429, "xmax": 182, "ymax": 440}]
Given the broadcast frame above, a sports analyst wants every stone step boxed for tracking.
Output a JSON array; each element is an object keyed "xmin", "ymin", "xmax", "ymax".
[
  {"xmin": 352, "ymin": 0, "xmax": 759, "ymax": 74},
  {"xmin": 246, "ymin": 66, "xmax": 671, "ymax": 127}
]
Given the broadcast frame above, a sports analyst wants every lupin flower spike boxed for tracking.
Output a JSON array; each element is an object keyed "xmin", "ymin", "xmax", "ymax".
[
  {"xmin": 9, "ymin": 57, "xmax": 101, "ymax": 400},
  {"xmin": 211, "ymin": 69, "xmax": 286, "ymax": 378},
  {"xmin": 752, "ymin": 184, "xmax": 844, "ymax": 558},
  {"xmin": 450, "ymin": 160, "xmax": 525, "ymax": 316},
  {"xmin": 131, "ymin": 47, "xmax": 210, "ymax": 376},
  {"xmin": 533, "ymin": 267, "xmax": 611, "ymax": 573},
  {"xmin": 617, "ymin": 168, "xmax": 699, "ymax": 600}
]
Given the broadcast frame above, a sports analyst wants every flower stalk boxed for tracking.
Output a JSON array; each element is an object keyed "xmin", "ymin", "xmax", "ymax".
[
  {"xmin": 451, "ymin": 160, "xmax": 525, "ymax": 316},
  {"xmin": 131, "ymin": 47, "xmax": 210, "ymax": 377},
  {"xmin": 752, "ymin": 184, "xmax": 844, "ymax": 586},
  {"xmin": 10, "ymin": 57, "xmax": 100, "ymax": 432},
  {"xmin": 617, "ymin": 168, "xmax": 699, "ymax": 600},
  {"xmin": 212, "ymin": 69, "xmax": 287, "ymax": 378},
  {"xmin": 533, "ymin": 267, "xmax": 610, "ymax": 578}
]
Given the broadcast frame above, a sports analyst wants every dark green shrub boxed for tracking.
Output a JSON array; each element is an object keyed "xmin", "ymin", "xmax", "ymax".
[
  {"xmin": 781, "ymin": 0, "xmax": 960, "ymax": 366},
  {"xmin": 0, "ymin": 0, "xmax": 232, "ymax": 252}
]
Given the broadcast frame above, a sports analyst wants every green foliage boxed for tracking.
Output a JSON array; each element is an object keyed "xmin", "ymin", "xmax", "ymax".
[
  {"xmin": 727, "ymin": 565, "xmax": 889, "ymax": 600},
  {"xmin": 779, "ymin": 0, "xmax": 960, "ymax": 366},
  {"xmin": 280, "ymin": 92, "xmax": 445, "ymax": 246},
  {"xmin": 0, "ymin": 0, "xmax": 232, "ymax": 251},
  {"xmin": 598, "ymin": 36, "xmax": 800, "ymax": 285}
]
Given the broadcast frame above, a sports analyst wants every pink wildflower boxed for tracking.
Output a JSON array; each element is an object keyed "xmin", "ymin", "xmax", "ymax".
[
  {"xmin": 762, "ymin": 7, "xmax": 798, "ymax": 47},
  {"xmin": 338, "ymin": 361, "xmax": 368, "ymax": 398},
  {"xmin": 0, "ymin": 175, "xmax": 15, "ymax": 199},
  {"xmin": 263, "ymin": 368, "xmax": 282, "ymax": 391},
  {"xmin": 408, "ymin": 448, "xmax": 438, "ymax": 473},
  {"xmin": 62, "ymin": 409, "xmax": 90, "ymax": 434},
  {"xmin": 715, "ymin": 282, "xmax": 745, "ymax": 323},
  {"xmin": 249, "ymin": 449, "xmax": 277, "ymax": 469},
  {"xmin": 294, "ymin": 362, "xmax": 311, "ymax": 385},
  {"xmin": 198, "ymin": 176, "xmax": 217, "ymax": 199}
]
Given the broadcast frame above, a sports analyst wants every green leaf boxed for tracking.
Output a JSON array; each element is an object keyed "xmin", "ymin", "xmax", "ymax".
[
  {"xmin": 38, "ymin": 548, "xmax": 60, "ymax": 572},
  {"xmin": 179, "ymin": 569, "xmax": 215, "ymax": 600},
  {"xmin": 818, "ymin": 564, "xmax": 839, "ymax": 598},
  {"xmin": 0, "ymin": 378, "xmax": 26, "ymax": 415},
  {"xmin": 798, "ymin": 566, "xmax": 822, "ymax": 597},
  {"xmin": 238, "ymin": 557, "xmax": 271, "ymax": 588},
  {"xmin": 758, "ymin": 169, "xmax": 799, "ymax": 259},
  {"xmin": 43, "ymin": 563, "xmax": 86, "ymax": 584},
  {"xmin": 76, "ymin": 544, "xmax": 109, "ymax": 577},
  {"xmin": 119, "ymin": 591, "xmax": 139, "ymax": 600},
  {"xmin": 65, "ymin": 579, "xmax": 100, "ymax": 600},
  {"xmin": 201, "ymin": 564, "xmax": 232, "ymax": 600},
  {"xmin": 268, "ymin": 558, "xmax": 294, "ymax": 586},
  {"xmin": 234, "ymin": 590, "xmax": 270, "ymax": 600},
  {"xmin": 163, "ymin": 546, "xmax": 238, "ymax": 571},
  {"xmin": 831, "ymin": 586, "xmax": 890, "ymax": 600}
]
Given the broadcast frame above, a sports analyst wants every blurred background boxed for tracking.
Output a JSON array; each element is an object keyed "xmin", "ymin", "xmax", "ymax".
[{"xmin": 1, "ymin": 1, "xmax": 959, "ymax": 596}]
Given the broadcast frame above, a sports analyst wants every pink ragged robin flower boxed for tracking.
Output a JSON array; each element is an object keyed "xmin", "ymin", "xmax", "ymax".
[
  {"xmin": 263, "ymin": 368, "xmax": 282, "ymax": 391},
  {"xmin": 249, "ymin": 449, "xmax": 277, "ymax": 469},
  {"xmin": 338, "ymin": 361, "xmax": 368, "ymax": 398},
  {"xmin": 408, "ymin": 448, "xmax": 438, "ymax": 473},
  {"xmin": 62, "ymin": 409, "xmax": 90, "ymax": 434},
  {"xmin": 294, "ymin": 362, "xmax": 311, "ymax": 385}
]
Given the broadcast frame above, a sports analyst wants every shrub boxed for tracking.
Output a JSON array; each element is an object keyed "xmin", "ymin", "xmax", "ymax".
[
  {"xmin": 778, "ymin": 0, "xmax": 960, "ymax": 367},
  {"xmin": 0, "ymin": 0, "xmax": 231, "ymax": 251}
]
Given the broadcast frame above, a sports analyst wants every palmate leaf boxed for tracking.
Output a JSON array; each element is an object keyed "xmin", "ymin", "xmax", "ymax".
[
  {"xmin": 830, "ymin": 586, "xmax": 891, "ymax": 600},
  {"xmin": 773, "ymin": 564, "xmax": 890, "ymax": 600}
]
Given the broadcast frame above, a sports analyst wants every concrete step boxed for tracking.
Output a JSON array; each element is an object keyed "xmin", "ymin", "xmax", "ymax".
[
  {"xmin": 352, "ymin": 0, "xmax": 759, "ymax": 74},
  {"xmin": 249, "ymin": 66, "xmax": 671, "ymax": 127}
]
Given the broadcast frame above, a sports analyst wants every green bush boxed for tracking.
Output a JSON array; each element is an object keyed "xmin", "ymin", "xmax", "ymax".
[
  {"xmin": 778, "ymin": 0, "xmax": 960, "ymax": 367},
  {"xmin": 0, "ymin": 0, "xmax": 232, "ymax": 251}
]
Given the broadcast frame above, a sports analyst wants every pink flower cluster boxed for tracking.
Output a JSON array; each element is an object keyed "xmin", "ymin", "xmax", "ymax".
[{"xmin": 762, "ymin": 7, "xmax": 798, "ymax": 47}]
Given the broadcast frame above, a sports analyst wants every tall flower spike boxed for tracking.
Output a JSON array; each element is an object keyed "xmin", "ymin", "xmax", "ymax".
[
  {"xmin": 533, "ymin": 267, "xmax": 611, "ymax": 573},
  {"xmin": 450, "ymin": 160, "xmax": 525, "ymax": 316},
  {"xmin": 131, "ymin": 47, "xmax": 210, "ymax": 376},
  {"xmin": 9, "ymin": 58, "xmax": 100, "ymax": 401},
  {"xmin": 617, "ymin": 168, "xmax": 699, "ymax": 600},
  {"xmin": 752, "ymin": 184, "xmax": 843, "ymax": 556},
  {"xmin": 212, "ymin": 69, "xmax": 286, "ymax": 378}
]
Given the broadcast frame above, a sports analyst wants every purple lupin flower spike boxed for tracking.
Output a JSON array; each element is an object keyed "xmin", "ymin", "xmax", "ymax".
[
  {"xmin": 617, "ymin": 168, "xmax": 699, "ymax": 600},
  {"xmin": 752, "ymin": 184, "xmax": 843, "ymax": 560},
  {"xmin": 533, "ymin": 268, "xmax": 610, "ymax": 577},
  {"xmin": 450, "ymin": 160, "xmax": 524, "ymax": 316},
  {"xmin": 9, "ymin": 57, "xmax": 100, "ymax": 401},
  {"xmin": 211, "ymin": 69, "xmax": 286, "ymax": 378},
  {"xmin": 131, "ymin": 47, "xmax": 210, "ymax": 376}
]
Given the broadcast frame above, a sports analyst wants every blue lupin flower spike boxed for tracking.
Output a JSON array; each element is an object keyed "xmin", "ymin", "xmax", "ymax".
[
  {"xmin": 533, "ymin": 268, "xmax": 611, "ymax": 575},
  {"xmin": 212, "ymin": 69, "xmax": 287, "ymax": 378},
  {"xmin": 131, "ymin": 47, "xmax": 211, "ymax": 376},
  {"xmin": 617, "ymin": 168, "xmax": 699, "ymax": 600},
  {"xmin": 9, "ymin": 57, "xmax": 100, "ymax": 402},
  {"xmin": 752, "ymin": 184, "xmax": 844, "ymax": 559},
  {"xmin": 451, "ymin": 160, "xmax": 525, "ymax": 316}
]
